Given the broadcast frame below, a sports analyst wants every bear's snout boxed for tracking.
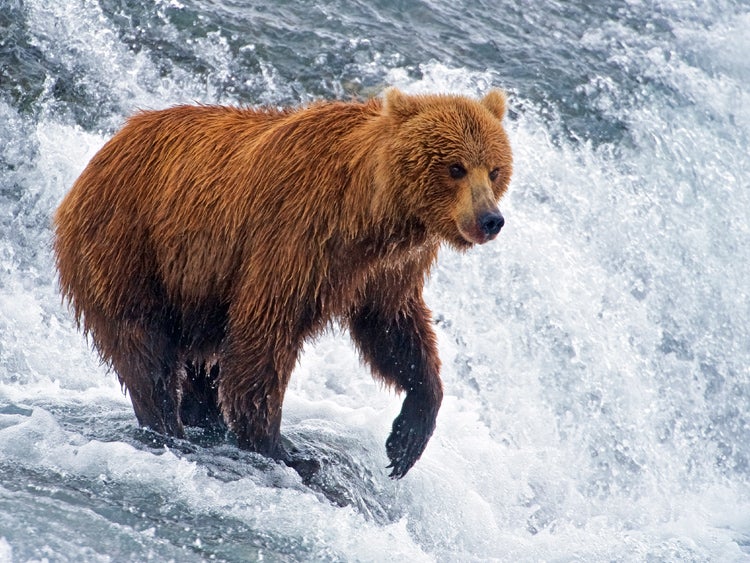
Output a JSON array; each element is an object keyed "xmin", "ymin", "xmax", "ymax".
[
  {"xmin": 479, "ymin": 210, "xmax": 504, "ymax": 238},
  {"xmin": 456, "ymin": 207, "xmax": 505, "ymax": 245}
]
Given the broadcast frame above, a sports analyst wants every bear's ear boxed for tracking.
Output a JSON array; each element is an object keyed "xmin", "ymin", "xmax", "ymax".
[
  {"xmin": 382, "ymin": 88, "xmax": 420, "ymax": 121},
  {"xmin": 481, "ymin": 89, "xmax": 508, "ymax": 121}
]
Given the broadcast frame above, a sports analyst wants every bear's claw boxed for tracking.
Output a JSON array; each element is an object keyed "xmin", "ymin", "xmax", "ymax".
[
  {"xmin": 385, "ymin": 393, "xmax": 438, "ymax": 479},
  {"xmin": 386, "ymin": 430, "xmax": 428, "ymax": 479}
]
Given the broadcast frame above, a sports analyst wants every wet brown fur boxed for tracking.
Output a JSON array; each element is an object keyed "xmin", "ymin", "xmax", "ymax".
[{"xmin": 53, "ymin": 89, "xmax": 512, "ymax": 478}]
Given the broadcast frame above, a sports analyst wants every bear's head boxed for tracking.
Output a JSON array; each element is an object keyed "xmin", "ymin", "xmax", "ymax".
[{"xmin": 376, "ymin": 88, "xmax": 512, "ymax": 249}]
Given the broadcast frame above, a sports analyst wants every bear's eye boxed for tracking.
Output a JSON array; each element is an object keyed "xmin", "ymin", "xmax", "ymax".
[
  {"xmin": 489, "ymin": 168, "xmax": 500, "ymax": 182},
  {"xmin": 449, "ymin": 164, "xmax": 467, "ymax": 179}
]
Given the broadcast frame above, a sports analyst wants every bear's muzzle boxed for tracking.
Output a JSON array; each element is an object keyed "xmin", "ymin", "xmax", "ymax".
[{"xmin": 478, "ymin": 210, "xmax": 504, "ymax": 239}]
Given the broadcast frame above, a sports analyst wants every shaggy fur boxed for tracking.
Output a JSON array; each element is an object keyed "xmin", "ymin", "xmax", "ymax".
[{"xmin": 54, "ymin": 89, "xmax": 512, "ymax": 478}]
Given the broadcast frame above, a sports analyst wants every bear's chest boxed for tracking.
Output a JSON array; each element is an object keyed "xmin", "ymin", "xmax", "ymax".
[{"xmin": 319, "ymin": 231, "xmax": 437, "ymax": 312}]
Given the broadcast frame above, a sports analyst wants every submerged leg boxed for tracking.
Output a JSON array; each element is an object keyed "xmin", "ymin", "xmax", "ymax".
[
  {"xmin": 179, "ymin": 361, "xmax": 225, "ymax": 431},
  {"xmin": 103, "ymin": 316, "xmax": 185, "ymax": 438},
  {"xmin": 177, "ymin": 301, "xmax": 229, "ymax": 431},
  {"xmin": 218, "ymin": 328, "xmax": 301, "ymax": 459},
  {"xmin": 216, "ymin": 308, "xmax": 323, "ymax": 480}
]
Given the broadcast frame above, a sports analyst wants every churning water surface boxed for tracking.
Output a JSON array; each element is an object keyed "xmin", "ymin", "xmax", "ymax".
[{"xmin": 1, "ymin": 0, "xmax": 750, "ymax": 561}]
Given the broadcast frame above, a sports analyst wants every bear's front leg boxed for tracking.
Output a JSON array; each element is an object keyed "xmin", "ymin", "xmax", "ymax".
[
  {"xmin": 220, "ymin": 370, "xmax": 287, "ymax": 459},
  {"xmin": 218, "ymin": 322, "xmax": 322, "ymax": 479},
  {"xmin": 218, "ymin": 330, "xmax": 299, "ymax": 460},
  {"xmin": 349, "ymin": 294, "xmax": 444, "ymax": 478}
]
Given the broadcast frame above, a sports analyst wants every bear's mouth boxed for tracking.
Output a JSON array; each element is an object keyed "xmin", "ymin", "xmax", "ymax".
[
  {"xmin": 456, "ymin": 210, "xmax": 504, "ymax": 246},
  {"xmin": 457, "ymin": 221, "xmax": 496, "ymax": 246}
]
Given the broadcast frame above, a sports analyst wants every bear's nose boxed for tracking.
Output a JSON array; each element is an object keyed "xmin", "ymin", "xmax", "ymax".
[{"xmin": 478, "ymin": 211, "xmax": 505, "ymax": 236}]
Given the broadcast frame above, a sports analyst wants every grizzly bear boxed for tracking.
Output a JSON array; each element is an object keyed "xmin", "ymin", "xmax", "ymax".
[{"xmin": 54, "ymin": 88, "xmax": 512, "ymax": 478}]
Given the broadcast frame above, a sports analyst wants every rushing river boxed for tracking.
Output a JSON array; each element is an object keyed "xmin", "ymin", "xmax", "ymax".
[{"xmin": 1, "ymin": 0, "xmax": 749, "ymax": 560}]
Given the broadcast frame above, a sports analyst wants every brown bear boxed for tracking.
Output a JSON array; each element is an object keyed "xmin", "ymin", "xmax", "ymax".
[{"xmin": 53, "ymin": 88, "xmax": 512, "ymax": 478}]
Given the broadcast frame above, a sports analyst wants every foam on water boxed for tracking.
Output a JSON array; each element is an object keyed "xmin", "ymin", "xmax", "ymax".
[{"xmin": 1, "ymin": 0, "xmax": 750, "ymax": 561}]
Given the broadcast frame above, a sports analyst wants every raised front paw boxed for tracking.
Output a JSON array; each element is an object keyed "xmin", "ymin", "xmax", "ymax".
[{"xmin": 385, "ymin": 393, "xmax": 439, "ymax": 479}]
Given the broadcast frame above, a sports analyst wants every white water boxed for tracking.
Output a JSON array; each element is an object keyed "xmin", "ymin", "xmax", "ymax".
[{"xmin": 1, "ymin": 1, "xmax": 750, "ymax": 561}]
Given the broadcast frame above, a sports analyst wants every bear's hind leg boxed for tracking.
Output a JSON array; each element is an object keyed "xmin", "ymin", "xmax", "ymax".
[
  {"xmin": 179, "ymin": 361, "xmax": 226, "ymax": 432},
  {"xmin": 177, "ymin": 302, "xmax": 228, "ymax": 432},
  {"xmin": 100, "ymin": 315, "xmax": 186, "ymax": 438}
]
